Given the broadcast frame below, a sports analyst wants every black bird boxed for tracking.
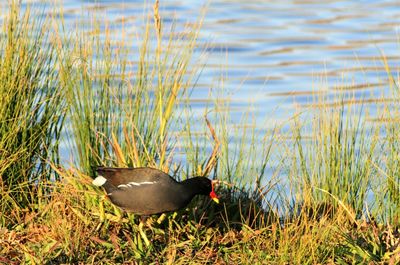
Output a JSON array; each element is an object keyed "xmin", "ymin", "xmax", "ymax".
[{"xmin": 93, "ymin": 167, "xmax": 219, "ymax": 215}]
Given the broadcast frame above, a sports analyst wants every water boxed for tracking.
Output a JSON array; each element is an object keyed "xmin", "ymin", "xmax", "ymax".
[
  {"xmin": 35, "ymin": 0, "xmax": 399, "ymax": 122},
  {"xmin": 3, "ymin": 0, "xmax": 400, "ymax": 160}
]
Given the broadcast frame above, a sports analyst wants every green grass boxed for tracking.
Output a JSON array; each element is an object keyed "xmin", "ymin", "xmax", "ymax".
[
  {"xmin": 0, "ymin": 2, "xmax": 399, "ymax": 264},
  {"xmin": 0, "ymin": 2, "xmax": 65, "ymax": 218},
  {"xmin": 290, "ymin": 97, "xmax": 377, "ymax": 220}
]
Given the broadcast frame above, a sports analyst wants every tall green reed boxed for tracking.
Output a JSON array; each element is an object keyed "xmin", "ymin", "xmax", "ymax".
[
  {"xmin": 57, "ymin": 1, "xmax": 202, "ymax": 175},
  {"xmin": 289, "ymin": 94, "xmax": 378, "ymax": 219},
  {"xmin": 375, "ymin": 54, "xmax": 400, "ymax": 223},
  {"xmin": 0, "ymin": 3, "xmax": 65, "ymax": 214}
]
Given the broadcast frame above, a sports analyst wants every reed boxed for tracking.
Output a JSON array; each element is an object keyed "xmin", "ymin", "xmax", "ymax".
[
  {"xmin": 288, "ymin": 94, "xmax": 377, "ymax": 220},
  {"xmin": 55, "ymin": 0, "xmax": 201, "ymax": 176},
  {"xmin": 376, "ymin": 53, "xmax": 400, "ymax": 223},
  {"xmin": 0, "ymin": 2, "xmax": 65, "ymax": 217}
]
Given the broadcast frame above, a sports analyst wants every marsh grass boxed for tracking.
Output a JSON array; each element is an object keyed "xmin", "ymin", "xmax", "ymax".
[
  {"xmin": 375, "ymin": 55, "xmax": 400, "ymax": 223},
  {"xmin": 289, "ymin": 95, "xmax": 377, "ymax": 220},
  {"xmin": 0, "ymin": 2, "xmax": 65, "ymax": 218},
  {"xmin": 0, "ymin": 2, "xmax": 399, "ymax": 264},
  {"xmin": 56, "ymin": 1, "xmax": 202, "ymax": 176}
]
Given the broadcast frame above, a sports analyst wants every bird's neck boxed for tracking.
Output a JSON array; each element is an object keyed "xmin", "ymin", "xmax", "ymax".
[
  {"xmin": 180, "ymin": 178, "xmax": 202, "ymax": 197},
  {"xmin": 168, "ymin": 178, "xmax": 198, "ymax": 208}
]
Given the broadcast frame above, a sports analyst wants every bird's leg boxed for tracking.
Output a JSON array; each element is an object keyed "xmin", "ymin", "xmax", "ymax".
[
  {"xmin": 138, "ymin": 216, "xmax": 150, "ymax": 247},
  {"xmin": 140, "ymin": 215, "xmax": 148, "ymax": 223}
]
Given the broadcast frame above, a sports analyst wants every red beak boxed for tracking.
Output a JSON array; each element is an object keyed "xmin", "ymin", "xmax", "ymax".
[{"xmin": 209, "ymin": 180, "xmax": 219, "ymax": 203}]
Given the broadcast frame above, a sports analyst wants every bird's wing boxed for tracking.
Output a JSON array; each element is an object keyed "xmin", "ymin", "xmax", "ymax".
[{"xmin": 96, "ymin": 167, "xmax": 177, "ymax": 187}]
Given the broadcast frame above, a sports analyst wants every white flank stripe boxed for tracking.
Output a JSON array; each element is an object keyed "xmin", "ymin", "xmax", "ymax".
[
  {"xmin": 118, "ymin": 181, "xmax": 157, "ymax": 188},
  {"xmin": 92, "ymin": 175, "xmax": 107, "ymax": 186}
]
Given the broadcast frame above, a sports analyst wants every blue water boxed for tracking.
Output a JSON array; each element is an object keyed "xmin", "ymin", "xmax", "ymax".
[{"xmin": 4, "ymin": 0, "xmax": 400, "ymax": 167}]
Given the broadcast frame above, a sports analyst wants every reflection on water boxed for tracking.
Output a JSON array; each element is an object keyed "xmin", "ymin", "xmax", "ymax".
[{"xmin": 2, "ymin": 0, "xmax": 400, "ymax": 124}]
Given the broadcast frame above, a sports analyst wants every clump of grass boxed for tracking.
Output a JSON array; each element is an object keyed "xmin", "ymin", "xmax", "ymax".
[
  {"xmin": 0, "ymin": 2, "xmax": 65, "ymax": 220},
  {"xmin": 56, "ymin": 0, "xmax": 202, "ymax": 175},
  {"xmin": 288, "ymin": 94, "xmax": 378, "ymax": 220},
  {"xmin": 374, "ymin": 54, "xmax": 400, "ymax": 223},
  {"xmin": 337, "ymin": 220, "xmax": 400, "ymax": 264}
]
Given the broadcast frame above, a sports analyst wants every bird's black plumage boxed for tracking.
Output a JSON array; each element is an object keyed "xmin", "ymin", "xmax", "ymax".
[{"xmin": 93, "ymin": 167, "xmax": 219, "ymax": 215}]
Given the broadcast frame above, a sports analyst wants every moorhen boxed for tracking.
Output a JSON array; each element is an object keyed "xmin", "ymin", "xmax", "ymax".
[{"xmin": 92, "ymin": 167, "xmax": 219, "ymax": 215}]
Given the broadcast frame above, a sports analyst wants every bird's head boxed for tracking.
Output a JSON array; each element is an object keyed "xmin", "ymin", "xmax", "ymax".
[{"xmin": 194, "ymin": 177, "xmax": 219, "ymax": 204}]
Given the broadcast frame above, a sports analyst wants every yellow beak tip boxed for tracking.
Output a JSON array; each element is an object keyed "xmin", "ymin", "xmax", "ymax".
[{"xmin": 212, "ymin": 197, "xmax": 220, "ymax": 204}]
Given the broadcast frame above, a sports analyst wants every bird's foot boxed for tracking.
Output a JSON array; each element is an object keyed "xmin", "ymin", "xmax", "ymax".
[{"xmin": 138, "ymin": 221, "xmax": 150, "ymax": 247}]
